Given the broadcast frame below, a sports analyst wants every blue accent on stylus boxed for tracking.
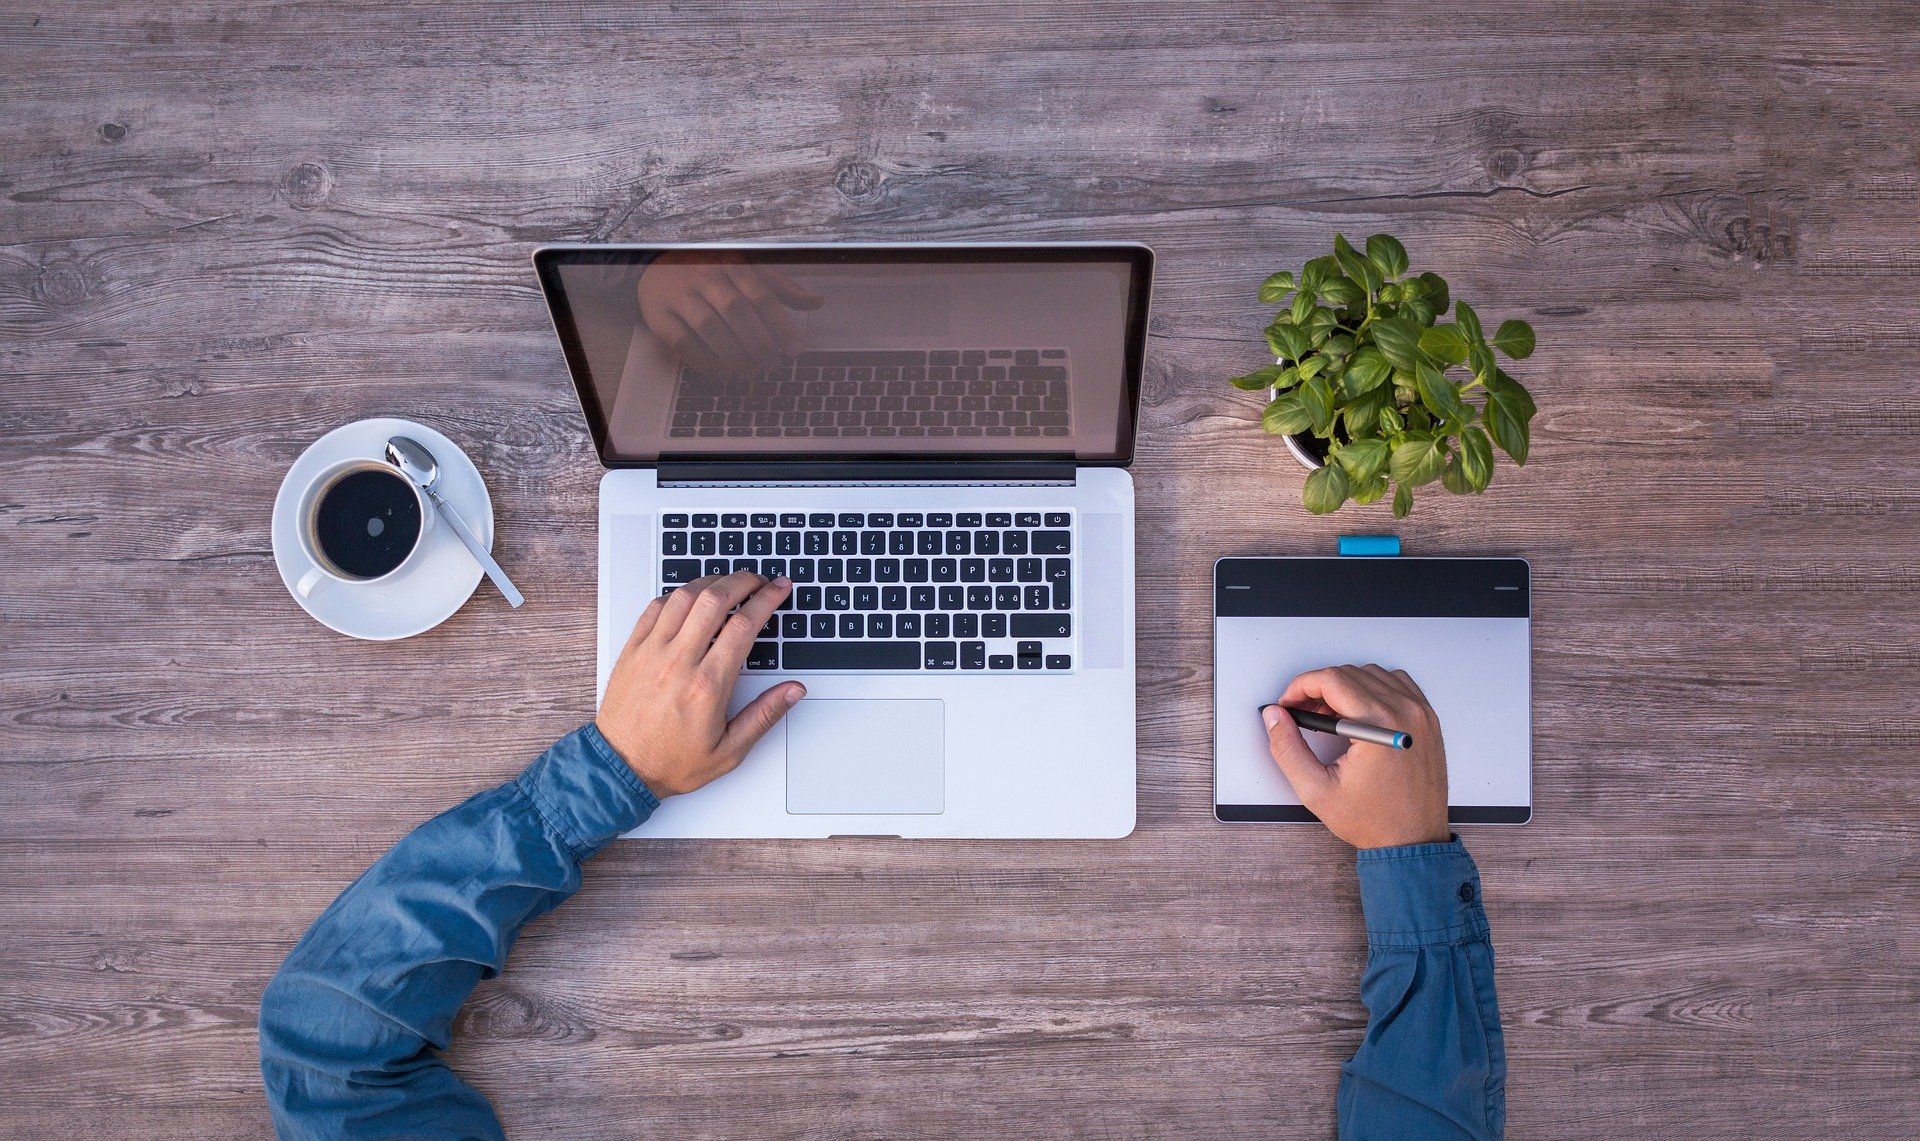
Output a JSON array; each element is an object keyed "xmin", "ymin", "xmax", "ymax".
[
  {"xmin": 1338, "ymin": 534, "xmax": 1402, "ymax": 557},
  {"xmin": 1392, "ymin": 732, "xmax": 1411, "ymax": 749}
]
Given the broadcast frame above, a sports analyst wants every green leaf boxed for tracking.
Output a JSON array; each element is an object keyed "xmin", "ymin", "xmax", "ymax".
[
  {"xmin": 1365, "ymin": 234, "xmax": 1409, "ymax": 278},
  {"xmin": 1318, "ymin": 277, "xmax": 1366, "ymax": 307},
  {"xmin": 1323, "ymin": 333, "xmax": 1355, "ymax": 358},
  {"xmin": 1332, "ymin": 233, "xmax": 1380, "ymax": 291},
  {"xmin": 1390, "ymin": 436, "xmax": 1448, "ymax": 486},
  {"xmin": 1486, "ymin": 400, "xmax": 1530, "ymax": 465},
  {"xmin": 1342, "ymin": 347, "xmax": 1391, "ymax": 397},
  {"xmin": 1460, "ymin": 425, "xmax": 1494, "ymax": 491},
  {"xmin": 1441, "ymin": 453, "xmax": 1471, "ymax": 494},
  {"xmin": 1229, "ymin": 363, "xmax": 1286, "ymax": 391},
  {"xmin": 1296, "ymin": 354, "xmax": 1326, "ymax": 380},
  {"xmin": 1258, "ymin": 271, "xmax": 1296, "ymax": 304},
  {"xmin": 1304, "ymin": 307, "xmax": 1340, "ymax": 334},
  {"xmin": 1301, "ymin": 374, "xmax": 1336, "ymax": 432},
  {"xmin": 1419, "ymin": 323, "xmax": 1470, "ymax": 365},
  {"xmin": 1416, "ymin": 361, "xmax": 1467, "ymax": 421},
  {"xmin": 1372, "ymin": 316, "xmax": 1427, "ymax": 370},
  {"xmin": 1469, "ymin": 342, "xmax": 1496, "ymax": 384},
  {"xmin": 1378, "ymin": 404, "xmax": 1405, "ymax": 434},
  {"xmin": 1344, "ymin": 385, "xmax": 1390, "ymax": 434},
  {"xmin": 1400, "ymin": 297, "xmax": 1437, "ymax": 325},
  {"xmin": 1302, "ymin": 463, "xmax": 1351, "ymax": 514},
  {"xmin": 1272, "ymin": 364, "xmax": 1301, "ymax": 391},
  {"xmin": 1392, "ymin": 482, "xmax": 1413, "ymax": 517},
  {"xmin": 1352, "ymin": 475, "xmax": 1389, "ymax": 505},
  {"xmin": 1334, "ymin": 437, "xmax": 1388, "ymax": 482},
  {"xmin": 1378, "ymin": 282, "xmax": 1401, "ymax": 304},
  {"xmin": 1415, "ymin": 272, "xmax": 1450, "ymax": 316},
  {"xmin": 1485, "ymin": 368, "xmax": 1538, "ymax": 419},
  {"xmin": 1455, "ymin": 300, "xmax": 1482, "ymax": 343},
  {"xmin": 1301, "ymin": 256, "xmax": 1332, "ymax": 294},
  {"xmin": 1290, "ymin": 289, "xmax": 1315, "ymax": 324},
  {"xmin": 1492, "ymin": 319, "xmax": 1536, "ymax": 359},
  {"xmin": 1267, "ymin": 322, "xmax": 1311, "ymax": 360},
  {"xmin": 1262, "ymin": 393, "xmax": 1315, "ymax": 436}
]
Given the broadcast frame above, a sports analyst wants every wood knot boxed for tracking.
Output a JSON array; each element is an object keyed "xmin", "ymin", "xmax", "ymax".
[
  {"xmin": 1487, "ymin": 147, "xmax": 1526, "ymax": 179},
  {"xmin": 33, "ymin": 259, "xmax": 93, "ymax": 308},
  {"xmin": 99, "ymin": 122, "xmax": 127, "ymax": 143},
  {"xmin": 834, "ymin": 160, "xmax": 885, "ymax": 204},
  {"xmin": 1723, "ymin": 214, "xmax": 1793, "ymax": 263},
  {"xmin": 282, "ymin": 161, "xmax": 332, "ymax": 209}
]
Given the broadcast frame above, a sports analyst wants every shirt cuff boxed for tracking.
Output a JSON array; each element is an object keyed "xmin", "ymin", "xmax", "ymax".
[
  {"xmin": 1355, "ymin": 836, "xmax": 1489, "ymax": 950},
  {"xmin": 514, "ymin": 723, "xmax": 660, "ymax": 856}
]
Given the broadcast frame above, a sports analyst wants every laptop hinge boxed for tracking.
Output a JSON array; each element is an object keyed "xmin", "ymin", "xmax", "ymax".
[{"xmin": 657, "ymin": 460, "xmax": 1077, "ymax": 486}]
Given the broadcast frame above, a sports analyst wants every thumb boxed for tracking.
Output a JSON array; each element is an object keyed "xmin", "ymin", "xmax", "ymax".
[
  {"xmin": 719, "ymin": 681, "xmax": 806, "ymax": 758},
  {"xmin": 1261, "ymin": 705, "xmax": 1333, "ymax": 803},
  {"xmin": 767, "ymin": 269, "xmax": 826, "ymax": 311}
]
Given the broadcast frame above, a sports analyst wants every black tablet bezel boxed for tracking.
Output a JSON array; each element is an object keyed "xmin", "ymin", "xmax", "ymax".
[{"xmin": 1211, "ymin": 556, "xmax": 1533, "ymax": 826}]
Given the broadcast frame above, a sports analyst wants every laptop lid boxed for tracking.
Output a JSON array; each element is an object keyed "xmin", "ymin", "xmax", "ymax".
[{"xmin": 532, "ymin": 243, "xmax": 1153, "ymax": 468}]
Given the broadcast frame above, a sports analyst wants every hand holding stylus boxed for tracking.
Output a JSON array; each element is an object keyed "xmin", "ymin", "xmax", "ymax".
[{"xmin": 1261, "ymin": 664, "xmax": 1450, "ymax": 849}]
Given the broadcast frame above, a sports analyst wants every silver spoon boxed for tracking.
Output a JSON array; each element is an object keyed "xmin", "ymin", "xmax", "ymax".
[{"xmin": 384, "ymin": 435, "xmax": 525, "ymax": 609}]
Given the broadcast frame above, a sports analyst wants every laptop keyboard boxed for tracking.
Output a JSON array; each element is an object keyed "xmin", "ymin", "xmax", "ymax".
[
  {"xmin": 659, "ymin": 510, "xmax": 1075, "ymax": 672},
  {"xmin": 666, "ymin": 349, "xmax": 1071, "ymax": 439}
]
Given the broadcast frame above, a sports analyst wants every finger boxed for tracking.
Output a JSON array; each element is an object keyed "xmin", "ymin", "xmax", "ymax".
[
  {"xmin": 764, "ymin": 266, "xmax": 826, "ymax": 311},
  {"xmin": 718, "ymin": 680, "xmax": 806, "ymax": 760},
  {"xmin": 1277, "ymin": 667, "xmax": 1393, "ymax": 722},
  {"xmin": 1261, "ymin": 704, "xmax": 1334, "ymax": 805},
  {"xmin": 702, "ymin": 284, "xmax": 783, "ymax": 371},
  {"xmin": 705, "ymin": 576, "xmax": 792, "ymax": 673},
  {"xmin": 1358, "ymin": 664, "xmax": 1411, "ymax": 702},
  {"xmin": 687, "ymin": 297, "xmax": 761, "ymax": 376},
  {"xmin": 725, "ymin": 265, "xmax": 803, "ymax": 355},
  {"xmin": 655, "ymin": 311, "xmax": 728, "ymax": 378},
  {"xmin": 622, "ymin": 595, "xmax": 668, "ymax": 656},
  {"xmin": 1391, "ymin": 668, "xmax": 1431, "ymax": 706},
  {"xmin": 671, "ymin": 571, "xmax": 770, "ymax": 652},
  {"xmin": 650, "ymin": 574, "xmax": 723, "ymax": 642}
]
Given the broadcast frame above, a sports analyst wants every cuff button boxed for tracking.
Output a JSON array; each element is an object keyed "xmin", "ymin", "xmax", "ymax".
[{"xmin": 1458, "ymin": 882, "xmax": 1476, "ymax": 903}]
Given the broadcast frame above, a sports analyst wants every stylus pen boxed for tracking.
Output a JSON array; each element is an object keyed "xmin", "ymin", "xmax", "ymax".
[{"xmin": 1259, "ymin": 704, "xmax": 1414, "ymax": 750}]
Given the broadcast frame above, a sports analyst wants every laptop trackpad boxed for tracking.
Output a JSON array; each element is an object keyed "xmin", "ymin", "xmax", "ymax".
[{"xmin": 786, "ymin": 699, "xmax": 944, "ymax": 815}]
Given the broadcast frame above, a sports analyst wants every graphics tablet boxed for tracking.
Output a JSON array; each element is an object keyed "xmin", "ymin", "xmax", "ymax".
[{"xmin": 1213, "ymin": 556, "xmax": 1532, "ymax": 824}]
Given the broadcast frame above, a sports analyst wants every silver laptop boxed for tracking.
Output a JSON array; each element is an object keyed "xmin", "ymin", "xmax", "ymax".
[{"xmin": 533, "ymin": 243, "xmax": 1150, "ymax": 838}]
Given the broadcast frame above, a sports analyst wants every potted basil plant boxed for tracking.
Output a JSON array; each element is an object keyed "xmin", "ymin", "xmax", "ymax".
[{"xmin": 1230, "ymin": 233, "xmax": 1539, "ymax": 516}]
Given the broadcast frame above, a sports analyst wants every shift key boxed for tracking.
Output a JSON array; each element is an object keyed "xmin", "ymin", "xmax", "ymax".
[{"xmin": 1011, "ymin": 614, "xmax": 1071, "ymax": 638}]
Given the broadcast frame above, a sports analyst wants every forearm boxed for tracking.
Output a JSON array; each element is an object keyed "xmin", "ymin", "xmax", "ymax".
[
  {"xmin": 1339, "ymin": 838, "xmax": 1506, "ymax": 1141},
  {"xmin": 259, "ymin": 724, "xmax": 656, "ymax": 1139}
]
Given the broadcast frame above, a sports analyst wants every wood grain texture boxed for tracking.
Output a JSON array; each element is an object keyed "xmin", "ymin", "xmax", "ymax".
[{"xmin": 3, "ymin": 2, "xmax": 1917, "ymax": 1136}]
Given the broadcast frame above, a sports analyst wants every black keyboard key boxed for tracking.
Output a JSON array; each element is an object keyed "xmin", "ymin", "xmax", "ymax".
[
  {"xmin": 780, "ymin": 512, "xmax": 806, "ymax": 527},
  {"xmin": 932, "ymin": 559, "xmax": 958, "ymax": 583},
  {"xmin": 926, "ymin": 613, "xmax": 950, "ymax": 638},
  {"xmin": 961, "ymin": 558, "xmax": 986, "ymax": 582},
  {"xmin": 847, "ymin": 560, "xmax": 872, "ymax": 583},
  {"xmin": 661, "ymin": 559, "xmax": 701, "ymax": 583},
  {"xmin": 805, "ymin": 531, "xmax": 829, "ymax": 555},
  {"xmin": 986, "ymin": 512, "xmax": 1011, "ymax": 527},
  {"xmin": 974, "ymin": 531, "xmax": 999, "ymax": 555},
  {"xmin": 693, "ymin": 532, "xmax": 717, "ymax": 556},
  {"xmin": 749, "ymin": 531, "xmax": 772, "ymax": 555},
  {"xmin": 889, "ymin": 530, "xmax": 914, "ymax": 555},
  {"xmin": 924, "ymin": 641, "xmax": 958, "ymax": 669},
  {"xmin": 945, "ymin": 530, "xmax": 970, "ymax": 555},
  {"xmin": 1017, "ymin": 655, "xmax": 1042, "ymax": 670},
  {"xmin": 904, "ymin": 559, "xmax": 929, "ymax": 582},
  {"xmin": 721, "ymin": 513, "xmax": 746, "ymax": 528},
  {"xmin": 788, "ymin": 559, "xmax": 815, "ymax": 583},
  {"xmin": 833, "ymin": 531, "xmax": 857, "ymax": 555},
  {"xmin": 663, "ymin": 514, "xmax": 689, "ymax": 528},
  {"xmin": 1025, "ymin": 585, "xmax": 1050, "ymax": 610},
  {"xmin": 1032, "ymin": 530, "xmax": 1071, "ymax": 554},
  {"xmin": 869, "ymin": 512, "xmax": 895, "ymax": 528},
  {"xmin": 751, "ymin": 513, "xmax": 777, "ymax": 528},
  {"xmin": 989, "ymin": 654, "xmax": 1015, "ymax": 670},
  {"xmin": 1048, "ymin": 560, "xmax": 1071, "ymax": 608},
  {"xmin": 733, "ymin": 558, "xmax": 758, "ymax": 574},
  {"xmin": 883, "ymin": 586, "xmax": 907, "ymax": 610},
  {"xmin": 838, "ymin": 512, "xmax": 865, "ymax": 528},
  {"xmin": 868, "ymin": 614, "xmax": 892, "ymax": 638},
  {"xmin": 720, "ymin": 531, "xmax": 745, "ymax": 555},
  {"xmin": 777, "ymin": 532, "xmax": 801, "ymax": 555},
  {"xmin": 818, "ymin": 559, "xmax": 844, "ymax": 583},
  {"xmin": 747, "ymin": 641, "xmax": 780, "ymax": 670},
  {"xmin": 1045, "ymin": 654, "xmax": 1071, "ymax": 670},
  {"xmin": 854, "ymin": 586, "xmax": 878, "ymax": 610},
  {"xmin": 896, "ymin": 613, "xmax": 922, "ymax": 638},
  {"xmin": 962, "ymin": 641, "xmax": 987, "ymax": 669},
  {"xmin": 916, "ymin": 531, "xmax": 941, "ymax": 555},
  {"xmin": 1003, "ymin": 531, "xmax": 1028, "ymax": 555},
  {"xmin": 810, "ymin": 614, "xmax": 834, "ymax": 638},
  {"xmin": 796, "ymin": 586, "xmax": 822, "ymax": 610},
  {"xmin": 762, "ymin": 558, "xmax": 786, "ymax": 579},
  {"xmin": 1018, "ymin": 640, "xmax": 1043, "ymax": 658},
  {"xmin": 704, "ymin": 558, "xmax": 729, "ymax": 576},
  {"xmin": 861, "ymin": 530, "xmax": 886, "ymax": 555},
  {"xmin": 911, "ymin": 586, "xmax": 936, "ymax": 610},
  {"xmin": 956, "ymin": 512, "xmax": 982, "ymax": 527},
  {"xmin": 939, "ymin": 585, "xmax": 965, "ymax": 610},
  {"xmin": 784, "ymin": 642, "xmax": 921, "ymax": 670},
  {"xmin": 825, "ymin": 586, "xmax": 851, "ymax": 610},
  {"xmin": 693, "ymin": 513, "xmax": 719, "ymax": 528},
  {"xmin": 1017, "ymin": 558, "xmax": 1043, "ymax": 582},
  {"xmin": 1012, "ymin": 614, "xmax": 1071, "ymax": 638},
  {"xmin": 663, "ymin": 532, "xmax": 689, "ymax": 556},
  {"xmin": 839, "ymin": 613, "xmax": 863, "ymax": 638},
  {"xmin": 988, "ymin": 558, "xmax": 1015, "ymax": 582},
  {"xmin": 898, "ymin": 512, "xmax": 924, "ymax": 528},
  {"xmin": 1015, "ymin": 350, "xmax": 1040, "ymax": 366},
  {"xmin": 996, "ymin": 585, "xmax": 1021, "ymax": 610},
  {"xmin": 928, "ymin": 512, "xmax": 954, "ymax": 528},
  {"xmin": 967, "ymin": 585, "xmax": 993, "ymax": 610},
  {"xmin": 875, "ymin": 558, "xmax": 900, "ymax": 582},
  {"xmin": 1015, "ymin": 512, "xmax": 1041, "ymax": 527},
  {"xmin": 782, "ymin": 614, "xmax": 807, "ymax": 638},
  {"xmin": 954, "ymin": 613, "xmax": 978, "ymax": 638},
  {"xmin": 1045, "ymin": 512, "xmax": 1070, "ymax": 527},
  {"xmin": 808, "ymin": 513, "xmax": 834, "ymax": 528},
  {"xmin": 983, "ymin": 614, "xmax": 1007, "ymax": 638}
]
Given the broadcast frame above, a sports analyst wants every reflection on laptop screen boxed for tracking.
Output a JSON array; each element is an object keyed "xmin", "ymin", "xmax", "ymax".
[{"xmin": 536, "ymin": 246, "xmax": 1151, "ymax": 464}]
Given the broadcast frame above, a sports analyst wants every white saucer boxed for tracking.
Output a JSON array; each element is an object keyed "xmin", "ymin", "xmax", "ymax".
[{"xmin": 272, "ymin": 418, "xmax": 496, "ymax": 640}]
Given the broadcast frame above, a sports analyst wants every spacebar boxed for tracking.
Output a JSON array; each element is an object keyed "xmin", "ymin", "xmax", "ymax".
[{"xmin": 781, "ymin": 642, "xmax": 922, "ymax": 670}]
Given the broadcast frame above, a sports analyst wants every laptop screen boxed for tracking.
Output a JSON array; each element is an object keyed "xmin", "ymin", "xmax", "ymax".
[{"xmin": 534, "ymin": 244, "xmax": 1153, "ymax": 466}]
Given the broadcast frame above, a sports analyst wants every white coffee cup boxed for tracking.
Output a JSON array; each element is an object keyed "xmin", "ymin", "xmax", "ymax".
[{"xmin": 294, "ymin": 459, "xmax": 435, "ymax": 599}]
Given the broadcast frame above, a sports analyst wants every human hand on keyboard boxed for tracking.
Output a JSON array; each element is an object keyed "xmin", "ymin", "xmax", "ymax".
[
  {"xmin": 1261, "ymin": 665, "xmax": 1450, "ymax": 850},
  {"xmin": 595, "ymin": 571, "xmax": 805, "ymax": 797},
  {"xmin": 636, "ymin": 251, "xmax": 825, "ymax": 377}
]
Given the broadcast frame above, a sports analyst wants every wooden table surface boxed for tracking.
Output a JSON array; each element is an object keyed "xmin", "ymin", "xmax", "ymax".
[{"xmin": 4, "ymin": 4, "xmax": 1916, "ymax": 1137}]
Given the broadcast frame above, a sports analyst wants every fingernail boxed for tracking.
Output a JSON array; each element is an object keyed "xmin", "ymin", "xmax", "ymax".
[
  {"xmin": 1260, "ymin": 705, "xmax": 1282, "ymax": 730},
  {"xmin": 776, "ymin": 576, "xmax": 792, "ymax": 587},
  {"xmin": 785, "ymin": 684, "xmax": 805, "ymax": 705}
]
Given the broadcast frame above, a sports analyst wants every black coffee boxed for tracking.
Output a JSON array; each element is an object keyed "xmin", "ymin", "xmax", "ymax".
[{"xmin": 312, "ymin": 468, "xmax": 423, "ymax": 579}]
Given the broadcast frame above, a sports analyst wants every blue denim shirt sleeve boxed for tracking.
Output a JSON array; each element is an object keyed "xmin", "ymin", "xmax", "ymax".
[
  {"xmin": 1340, "ymin": 837, "xmax": 1506, "ymax": 1140},
  {"xmin": 258, "ymin": 723, "xmax": 656, "ymax": 1140}
]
